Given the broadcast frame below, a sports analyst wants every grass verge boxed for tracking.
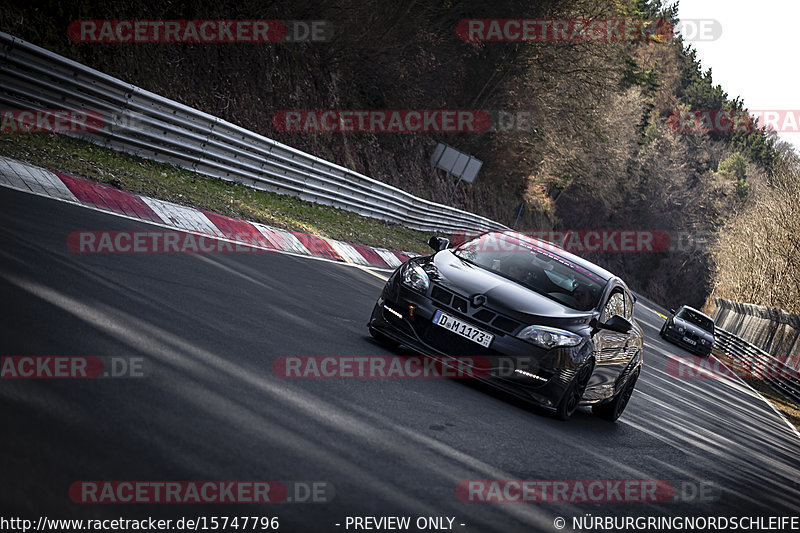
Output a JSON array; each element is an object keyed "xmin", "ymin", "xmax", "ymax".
[{"xmin": 0, "ymin": 132, "xmax": 433, "ymax": 255}]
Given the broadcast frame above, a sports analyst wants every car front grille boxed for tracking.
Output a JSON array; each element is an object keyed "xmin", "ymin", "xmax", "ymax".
[
  {"xmin": 452, "ymin": 295, "xmax": 469, "ymax": 313},
  {"xmin": 492, "ymin": 316, "xmax": 519, "ymax": 334},
  {"xmin": 429, "ymin": 284, "xmax": 522, "ymax": 335},
  {"xmin": 431, "ymin": 286, "xmax": 452, "ymax": 305},
  {"xmin": 474, "ymin": 309, "xmax": 494, "ymax": 322}
]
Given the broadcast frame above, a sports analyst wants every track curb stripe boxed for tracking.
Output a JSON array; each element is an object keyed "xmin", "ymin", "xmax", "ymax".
[
  {"xmin": 326, "ymin": 240, "xmax": 372, "ymax": 266},
  {"xmin": 0, "ymin": 156, "xmax": 415, "ymax": 268},
  {"xmin": 56, "ymin": 172, "xmax": 163, "ymax": 223},
  {"xmin": 140, "ymin": 196, "xmax": 224, "ymax": 236},
  {"xmin": 350, "ymin": 243, "xmax": 389, "ymax": 268},
  {"xmin": 202, "ymin": 211, "xmax": 273, "ymax": 249},
  {"xmin": 289, "ymin": 231, "xmax": 343, "ymax": 262}
]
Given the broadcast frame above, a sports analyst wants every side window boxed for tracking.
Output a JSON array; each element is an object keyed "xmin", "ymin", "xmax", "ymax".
[
  {"xmin": 623, "ymin": 290, "xmax": 634, "ymax": 320},
  {"xmin": 603, "ymin": 291, "xmax": 626, "ymax": 321}
]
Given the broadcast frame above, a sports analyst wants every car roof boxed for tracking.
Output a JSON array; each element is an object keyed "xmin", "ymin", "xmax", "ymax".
[
  {"xmin": 679, "ymin": 305, "xmax": 714, "ymax": 321},
  {"xmin": 493, "ymin": 230, "xmax": 615, "ymax": 282}
]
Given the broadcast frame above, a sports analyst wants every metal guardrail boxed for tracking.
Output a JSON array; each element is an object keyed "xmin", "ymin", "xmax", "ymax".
[
  {"xmin": 713, "ymin": 297, "xmax": 800, "ymax": 368},
  {"xmin": 0, "ymin": 32, "xmax": 507, "ymax": 234},
  {"xmin": 714, "ymin": 327, "xmax": 800, "ymax": 408}
]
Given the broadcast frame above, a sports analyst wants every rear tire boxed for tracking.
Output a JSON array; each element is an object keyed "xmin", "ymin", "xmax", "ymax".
[
  {"xmin": 555, "ymin": 363, "xmax": 593, "ymax": 421},
  {"xmin": 593, "ymin": 368, "xmax": 640, "ymax": 422}
]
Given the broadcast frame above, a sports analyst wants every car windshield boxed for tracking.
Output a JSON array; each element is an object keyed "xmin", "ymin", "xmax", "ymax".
[
  {"xmin": 453, "ymin": 232, "xmax": 606, "ymax": 311},
  {"xmin": 677, "ymin": 309, "xmax": 714, "ymax": 332}
]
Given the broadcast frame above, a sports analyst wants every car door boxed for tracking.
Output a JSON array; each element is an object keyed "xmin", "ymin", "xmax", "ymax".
[{"xmin": 586, "ymin": 288, "xmax": 636, "ymax": 398}]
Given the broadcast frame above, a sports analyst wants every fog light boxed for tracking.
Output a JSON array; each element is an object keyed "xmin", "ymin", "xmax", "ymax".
[
  {"xmin": 514, "ymin": 369, "xmax": 548, "ymax": 382},
  {"xmin": 383, "ymin": 305, "xmax": 403, "ymax": 320}
]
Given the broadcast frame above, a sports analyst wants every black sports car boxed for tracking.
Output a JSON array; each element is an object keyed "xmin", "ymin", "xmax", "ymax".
[
  {"xmin": 660, "ymin": 305, "xmax": 715, "ymax": 356},
  {"xmin": 368, "ymin": 231, "xmax": 644, "ymax": 421}
]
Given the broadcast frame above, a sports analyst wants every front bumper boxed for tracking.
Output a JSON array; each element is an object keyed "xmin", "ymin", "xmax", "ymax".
[
  {"xmin": 368, "ymin": 284, "xmax": 591, "ymax": 410},
  {"xmin": 662, "ymin": 327, "xmax": 712, "ymax": 356}
]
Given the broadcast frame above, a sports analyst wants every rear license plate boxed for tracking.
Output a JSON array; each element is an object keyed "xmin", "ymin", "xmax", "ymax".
[
  {"xmin": 432, "ymin": 310, "xmax": 493, "ymax": 348},
  {"xmin": 683, "ymin": 336, "xmax": 697, "ymax": 346}
]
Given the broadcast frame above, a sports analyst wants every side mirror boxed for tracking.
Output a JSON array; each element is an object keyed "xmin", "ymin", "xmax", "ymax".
[
  {"xmin": 428, "ymin": 236, "xmax": 450, "ymax": 252},
  {"xmin": 669, "ymin": 308, "xmax": 676, "ymax": 315},
  {"xmin": 599, "ymin": 315, "xmax": 633, "ymax": 334}
]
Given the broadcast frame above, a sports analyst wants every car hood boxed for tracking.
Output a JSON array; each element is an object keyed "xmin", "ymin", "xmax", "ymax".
[
  {"xmin": 427, "ymin": 250, "xmax": 593, "ymax": 326},
  {"xmin": 673, "ymin": 317, "xmax": 714, "ymax": 342}
]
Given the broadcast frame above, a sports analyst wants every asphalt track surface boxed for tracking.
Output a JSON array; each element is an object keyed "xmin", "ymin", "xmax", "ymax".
[{"xmin": 1, "ymin": 185, "xmax": 799, "ymax": 532}]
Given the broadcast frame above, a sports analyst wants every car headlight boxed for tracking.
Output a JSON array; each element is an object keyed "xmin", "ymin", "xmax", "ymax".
[
  {"xmin": 517, "ymin": 325, "xmax": 582, "ymax": 349},
  {"xmin": 700, "ymin": 338, "xmax": 711, "ymax": 346},
  {"xmin": 677, "ymin": 325, "xmax": 685, "ymax": 334},
  {"xmin": 401, "ymin": 262, "xmax": 429, "ymax": 293}
]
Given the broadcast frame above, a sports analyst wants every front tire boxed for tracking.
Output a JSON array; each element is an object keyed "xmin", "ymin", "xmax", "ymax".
[
  {"xmin": 555, "ymin": 363, "xmax": 593, "ymax": 421},
  {"xmin": 593, "ymin": 368, "xmax": 640, "ymax": 422}
]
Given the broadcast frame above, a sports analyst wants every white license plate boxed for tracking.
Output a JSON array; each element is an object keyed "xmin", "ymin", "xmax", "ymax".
[
  {"xmin": 432, "ymin": 310, "xmax": 494, "ymax": 348},
  {"xmin": 682, "ymin": 336, "xmax": 697, "ymax": 346}
]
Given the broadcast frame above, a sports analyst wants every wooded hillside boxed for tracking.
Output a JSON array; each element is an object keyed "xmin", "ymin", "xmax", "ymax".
[{"xmin": 2, "ymin": 0, "xmax": 790, "ymax": 310}]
